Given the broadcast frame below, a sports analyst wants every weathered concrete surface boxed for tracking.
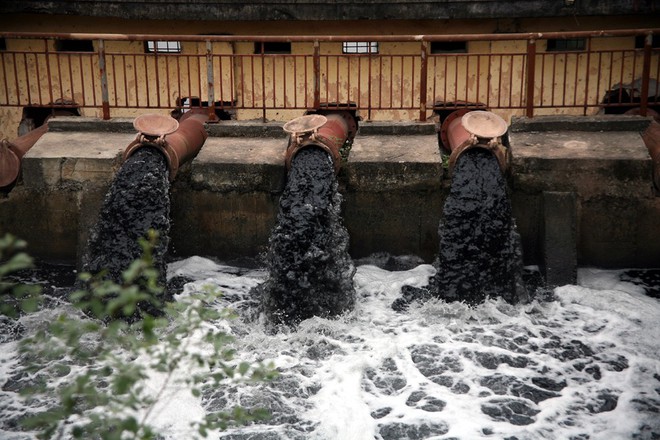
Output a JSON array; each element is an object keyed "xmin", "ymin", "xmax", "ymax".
[
  {"xmin": 511, "ymin": 115, "xmax": 652, "ymax": 133},
  {"xmin": 188, "ymin": 137, "xmax": 286, "ymax": 192},
  {"xmin": 170, "ymin": 137, "xmax": 286, "ymax": 260},
  {"xmin": 0, "ymin": 130, "xmax": 125, "ymax": 262},
  {"xmin": 357, "ymin": 121, "xmax": 436, "ymax": 136},
  {"xmin": 171, "ymin": 134, "xmax": 444, "ymax": 261},
  {"xmin": 542, "ymin": 192, "xmax": 577, "ymax": 286},
  {"xmin": 47, "ymin": 117, "xmax": 136, "ymax": 134},
  {"xmin": 511, "ymin": 122, "xmax": 660, "ymax": 269},
  {"xmin": 22, "ymin": 131, "xmax": 127, "ymax": 188},
  {"xmin": 206, "ymin": 121, "xmax": 287, "ymax": 139},
  {"xmin": 342, "ymin": 135, "xmax": 443, "ymax": 261}
]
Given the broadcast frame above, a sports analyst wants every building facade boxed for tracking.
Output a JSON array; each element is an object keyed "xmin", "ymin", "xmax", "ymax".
[{"xmin": 0, "ymin": 1, "xmax": 658, "ymax": 139}]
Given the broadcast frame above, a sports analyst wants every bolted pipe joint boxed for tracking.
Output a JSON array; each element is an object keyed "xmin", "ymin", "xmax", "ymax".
[
  {"xmin": 0, "ymin": 123, "xmax": 49, "ymax": 188},
  {"xmin": 440, "ymin": 110, "xmax": 511, "ymax": 175},
  {"xmin": 124, "ymin": 111, "xmax": 208, "ymax": 181},
  {"xmin": 283, "ymin": 111, "xmax": 358, "ymax": 174}
]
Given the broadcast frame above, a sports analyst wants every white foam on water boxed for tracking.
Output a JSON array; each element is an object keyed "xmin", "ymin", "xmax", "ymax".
[{"xmin": 2, "ymin": 258, "xmax": 659, "ymax": 440}]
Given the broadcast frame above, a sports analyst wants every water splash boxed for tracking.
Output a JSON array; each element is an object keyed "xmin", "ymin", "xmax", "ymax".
[
  {"xmin": 175, "ymin": 261, "xmax": 660, "ymax": 440},
  {"xmin": 81, "ymin": 147, "xmax": 170, "ymax": 305},
  {"xmin": 395, "ymin": 148, "xmax": 527, "ymax": 309},
  {"xmin": 254, "ymin": 147, "xmax": 356, "ymax": 327},
  {"xmin": 2, "ymin": 259, "xmax": 659, "ymax": 439}
]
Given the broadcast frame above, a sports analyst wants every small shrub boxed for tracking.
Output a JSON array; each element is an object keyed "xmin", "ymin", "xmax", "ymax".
[
  {"xmin": 0, "ymin": 233, "xmax": 42, "ymax": 317},
  {"xmin": 2, "ymin": 231, "xmax": 275, "ymax": 439}
]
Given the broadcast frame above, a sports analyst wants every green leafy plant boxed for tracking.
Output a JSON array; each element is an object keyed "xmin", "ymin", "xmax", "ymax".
[
  {"xmin": 9, "ymin": 231, "xmax": 275, "ymax": 440},
  {"xmin": 0, "ymin": 233, "xmax": 42, "ymax": 317}
]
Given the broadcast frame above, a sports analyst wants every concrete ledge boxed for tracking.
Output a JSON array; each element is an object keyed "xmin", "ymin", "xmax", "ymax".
[
  {"xmin": 343, "ymin": 135, "xmax": 442, "ymax": 191},
  {"xmin": 190, "ymin": 137, "xmax": 286, "ymax": 193},
  {"xmin": 510, "ymin": 115, "xmax": 652, "ymax": 133},
  {"xmin": 23, "ymin": 131, "xmax": 127, "ymax": 188},
  {"xmin": 511, "ymin": 127, "xmax": 660, "ymax": 268},
  {"xmin": 342, "ymin": 134, "xmax": 442, "ymax": 260},
  {"xmin": 356, "ymin": 121, "xmax": 437, "ymax": 136},
  {"xmin": 48, "ymin": 117, "xmax": 137, "ymax": 133},
  {"xmin": 206, "ymin": 121, "xmax": 287, "ymax": 138},
  {"xmin": 511, "ymin": 130, "xmax": 653, "ymax": 199}
]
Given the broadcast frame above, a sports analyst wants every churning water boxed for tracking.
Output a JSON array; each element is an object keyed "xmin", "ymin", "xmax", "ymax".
[
  {"xmin": 2, "ymin": 260, "xmax": 659, "ymax": 440},
  {"xmin": 395, "ymin": 149, "xmax": 527, "ymax": 311}
]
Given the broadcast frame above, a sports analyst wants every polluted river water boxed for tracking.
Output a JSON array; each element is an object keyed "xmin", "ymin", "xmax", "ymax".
[{"xmin": 2, "ymin": 259, "xmax": 658, "ymax": 439}]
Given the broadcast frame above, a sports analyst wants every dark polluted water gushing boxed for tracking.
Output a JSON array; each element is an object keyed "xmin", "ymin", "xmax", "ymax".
[
  {"xmin": 395, "ymin": 148, "xmax": 527, "ymax": 309},
  {"xmin": 82, "ymin": 147, "xmax": 170, "ymax": 290},
  {"xmin": 254, "ymin": 147, "xmax": 356, "ymax": 327}
]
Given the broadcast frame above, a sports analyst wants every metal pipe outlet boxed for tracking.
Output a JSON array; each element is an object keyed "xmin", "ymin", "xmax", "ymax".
[
  {"xmin": 283, "ymin": 111, "xmax": 358, "ymax": 174},
  {"xmin": 440, "ymin": 109, "xmax": 510, "ymax": 175},
  {"xmin": 123, "ymin": 111, "xmax": 208, "ymax": 181},
  {"xmin": 0, "ymin": 123, "xmax": 49, "ymax": 188},
  {"xmin": 641, "ymin": 120, "xmax": 660, "ymax": 192}
]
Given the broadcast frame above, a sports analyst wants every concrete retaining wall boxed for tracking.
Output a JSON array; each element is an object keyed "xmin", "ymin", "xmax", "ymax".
[{"xmin": 1, "ymin": 115, "xmax": 658, "ymax": 283}]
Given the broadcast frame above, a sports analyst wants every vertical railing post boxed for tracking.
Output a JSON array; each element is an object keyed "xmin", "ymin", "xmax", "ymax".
[
  {"xmin": 98, "ymin": 39, "xmax": 110, "ymax": 120},
  {"xmin": 525, "ymin": 39, "xmax": 537, "ymax": 118},
  {"xmin": 419, "ymin": 40, "xmax": 429, "ymax": 121},
  {"xmin": 206, "ymin": 40, "xmax": 215, "ymax": 121},
  {"xmin": 313, "ymin": 40, "xmax": 321, "ymax": 110},
  {"xmin": 367, "ymin": 46, "xmax": 373, "ymax": 121},
  {"xmin": 639, "ymin": 33, "xmax": 653, "ymax": 117},
  {"xmin": 260, "ymin": 42, "xmax": 266, "ymax": 122},
  {"xmin": 582, "ymin": 37, "xmax": 592, "ymax": 115}
]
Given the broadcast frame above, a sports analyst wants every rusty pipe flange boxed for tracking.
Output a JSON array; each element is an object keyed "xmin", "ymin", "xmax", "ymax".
[
  {"xmin": 461, "ymin": 110, "xmax": 508, "ymax": 140},
  {"xmin": 284, "ymin": 114, "xmax": 350, "ymax": 174},
  {"xmin": 133, "ymin": 113, "xmax": 179, "ymax": 137},
  {"xmin": 124, "ymin": 113, "xmax": 207, "ymax": 181},
  {"xmin": 445, "ymin": 110, "xmax": 510, "ymax": 175},
  {"xmin": 283, "ymin": 114, "xmax": 328, "ymax": 136}
]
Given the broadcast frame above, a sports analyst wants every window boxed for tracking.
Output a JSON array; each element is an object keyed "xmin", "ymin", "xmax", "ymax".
[
  {"xmin": 342, "ymin": 42, "xmax": 379, "ymax": 54},
  {"xmin": 254, "ymin": 42, "xmax": 291, "ymax": 54},
  {"xmin": 145, "ymin": 41, "xmax": 182, "ymax": 53},
  {"xmin": 0, "ymin": 38, "xmax": 6, "ymax": 51},
  {"xmin": 56, "ymin": 39, "xmax": 94, "ymax": 52},
  {"xmin": 430, "ymin": 41, "xmax": 467, "ymax": 54},
  {"xmin": 546, "ymin": 38, "xmax": 586, "ymax": 52},
  {"xmin": 635, "ymin": 34, "xmax": 660, "ymax": 48}
]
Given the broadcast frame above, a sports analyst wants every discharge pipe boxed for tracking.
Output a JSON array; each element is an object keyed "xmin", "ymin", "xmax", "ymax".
[
  {"xmin": 283, "ymin": 111, "xmax": 358, "ymax": 174},
  {"xmin": 124, "ymin": 111, "xmax": 208, "ymax": 181},
  {"xmin": 440, "ymin": 109, "xmax": 510, "ymax": 175},
  {"xmin": 625, "ymin": 107, "xmax": 660, "ymax": 193},
  {"xmin": 0, "ymin": 123, "xmax": 49, "ymax": 188},
  {"xmin": 641, "ymin": 120, "xmax": 660, "ymax": 193}
]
